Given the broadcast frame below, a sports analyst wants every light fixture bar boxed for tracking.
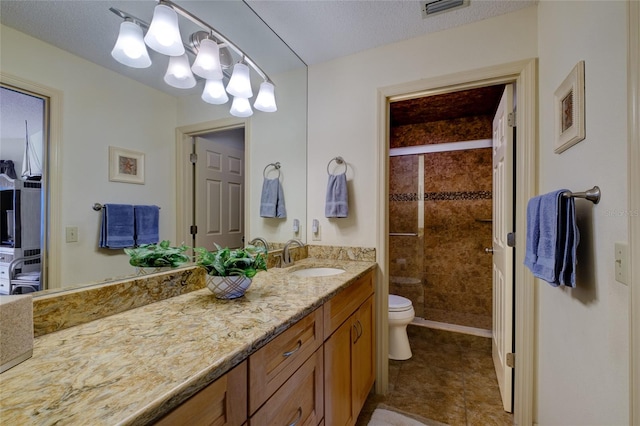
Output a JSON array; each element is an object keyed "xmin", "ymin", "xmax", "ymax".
[
  {"xmin": 109, "ymin": 7, "xmax": 149, "ymax": 30},
  {"xmin": 162, "ymin": 0, "xmax": 271, "ymax": 83}
]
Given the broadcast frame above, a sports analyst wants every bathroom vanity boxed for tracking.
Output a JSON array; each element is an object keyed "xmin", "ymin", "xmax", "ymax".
[{"xmin": 0, "ymin": 257, "xmax": 376, "ymax": 425}]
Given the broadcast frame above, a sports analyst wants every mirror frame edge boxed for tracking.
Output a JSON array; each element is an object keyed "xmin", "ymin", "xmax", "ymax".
[{"xmin": 0, "ymin": 70, "xmax": 62, "ymax": 290}]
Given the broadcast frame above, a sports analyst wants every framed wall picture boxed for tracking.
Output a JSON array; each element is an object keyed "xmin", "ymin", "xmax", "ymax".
[
  {"xmin": 109, "ymin": 146, "xmax": 145, "ymax": 184},
  {"xmin": 554, "ymin": 61, "xmax": 586, "ymax": 154}
]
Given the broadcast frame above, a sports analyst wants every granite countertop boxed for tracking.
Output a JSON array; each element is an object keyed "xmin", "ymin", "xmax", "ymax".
[{"xmin": 0, "ymin": 258, "xmax": 376, "ymax": 426}]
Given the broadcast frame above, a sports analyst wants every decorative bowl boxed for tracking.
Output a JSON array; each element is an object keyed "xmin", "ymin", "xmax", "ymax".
[{"xmin": 206, "ymin": 275, "xmax": 252, "ymax": 299}]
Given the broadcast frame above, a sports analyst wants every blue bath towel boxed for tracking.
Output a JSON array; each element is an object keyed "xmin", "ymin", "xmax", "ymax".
[
  {"xmin": 524, "ymin": 190, "xmax": 579, "ymax": 287},
  {"xmin": 325, "ymin": 173, "xmax": 348, "ymax": 218},
  {"xmin": 260, "ymin": 178, "xmax": 286, "ymax": 218},
  {"xmin": 134, "ymin": 205, "xmax": 160, "ymax": 245},
  {"xmin": 99, "ymin": 204, "xmax": 135, "ymax": 249}
]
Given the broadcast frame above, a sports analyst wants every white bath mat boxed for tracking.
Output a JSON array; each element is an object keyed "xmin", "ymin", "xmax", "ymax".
[{"xmin": 367, "ymin": 408, "xmax": 428, "ymax": 426}]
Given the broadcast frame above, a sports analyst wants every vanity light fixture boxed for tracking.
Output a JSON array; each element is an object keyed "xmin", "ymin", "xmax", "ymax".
[
  {"xmin": 109, "ymin": 0, "xmax": 276, "ymax": 117},
  {"xmin": 202, "ymin": 79, "xmax": 229, "ymax": 105},
  {"xmin": 164, "ymin": 53, "xmax": 197, "ymax": 89},
  {"xmin": 143, "ymin": 3, "xmax": 184, "ymax": 56},
  {"xmin": 111, "ymin": 19, "xmax": 151, "ymax": 68},
  {"xmin": 254, "ymin": 81, "xmax": 277, "ymax": 112},
  {"xmin": 230, "ymin": 96, "xmax": 254, "ymax": 117}
]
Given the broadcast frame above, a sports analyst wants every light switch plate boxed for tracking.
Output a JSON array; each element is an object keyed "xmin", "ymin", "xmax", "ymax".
[
  {"xmin": 66, "ymin": 226, "xmax": 78, "ymax": 243},
  {"xmin": 614, "ymin": 242, "xmax": 629, "ymax": 285}
]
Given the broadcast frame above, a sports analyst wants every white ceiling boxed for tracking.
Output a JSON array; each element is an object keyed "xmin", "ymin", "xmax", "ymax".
[{"xmin": 246, "ymin": 0, "xmax": 536, "ymax": 66}]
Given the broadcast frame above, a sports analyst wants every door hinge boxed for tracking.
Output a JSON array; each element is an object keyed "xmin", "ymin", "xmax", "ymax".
[
  {"xmin": 189, "ymin": 153, "xmax": 198, "ymax": 164},
  {"xmin": 507, "ymin": 232, "xmax": 516, "ymax": 247},
  {"xmin": 506, "ymin": 352, "xmax": 515, "ymax": 368},
  {"xmin": 507, "ymin": 112, "xmax": 516, "ymax": 127},
  {"xmin": 190, "ymin": 225, "xmax": 197, "ymax": 235}
]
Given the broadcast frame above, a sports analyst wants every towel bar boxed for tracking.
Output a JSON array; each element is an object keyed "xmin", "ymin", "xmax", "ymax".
[
  {"xmin": 389, "ymin": 232, "xmax": 418, "ymax": 237},
  {"xmin": 327, "ymin": 156, "xmax": 347, "ymax": 175},
  {"xmin": 263, "ymin": 162, "xmax": 281, "ymax": 179},
  {"xmin": 93, "ymin": 203, "xmax": 161, "ymax": 211},
  {"xmin": 561, "ymin": 186, "xmax": 601, "ymax": 204}
]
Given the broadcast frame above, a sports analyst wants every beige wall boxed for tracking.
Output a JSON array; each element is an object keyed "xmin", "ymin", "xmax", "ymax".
[
  {"xmin": 536, "ymin": 1, "xmax": 629, "ymax": 423},
  {"xmin": 1, "ymin": 25, "xmax": 178, "ymax": 287},
  {"xmin": 306, "ymin": 6, "xmax": 538, "ymax": 247},
  {"xmin": 307, "ymin": 1, "xmax": 630, "ymax": 423}
]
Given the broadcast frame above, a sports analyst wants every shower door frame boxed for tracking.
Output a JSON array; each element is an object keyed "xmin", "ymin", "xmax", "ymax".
[{"xmin": 376, "ymin": 58, "xmax": 537, "ymax": 426}]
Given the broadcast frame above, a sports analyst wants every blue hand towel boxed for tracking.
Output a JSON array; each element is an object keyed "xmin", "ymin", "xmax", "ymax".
[
  {"xmin": 325, "ymin": 173, "xmax": 348, "ymax": 218},
  {"xmin": 99, "ymin": 204, "xmax": 135, "ymax": 249},
  {"xmin": 524, "ymin": 190, "xmax": 579, "ymax": 287},
  {"xmin": 134, "ymin": 205, "xmax": 160, "ymax": 245},
  {"xmin": 260, "ymin": 178, "xmax": 287, "ymax": 218}
]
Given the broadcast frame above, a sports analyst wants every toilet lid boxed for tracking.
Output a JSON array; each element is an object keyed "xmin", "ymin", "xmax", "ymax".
[{"xmin": 388, "ymin": 294, "xmax": 412, "ymax": 312}]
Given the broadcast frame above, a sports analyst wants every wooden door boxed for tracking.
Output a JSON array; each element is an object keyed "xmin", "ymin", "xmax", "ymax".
[
  {"xmin": 324, "ymin": 318, "xmax": 355, "ymax": 426},
  {"xmin": 352, "ymin": 295, "xmax": 375, "ymax": 417},
  {"xmin": 491, "ymin": 84, "xmax": 515, "ymax": 412},
  {"xmin": 195, "ymin": 133, "xmax": 244, "ymax": 249}
]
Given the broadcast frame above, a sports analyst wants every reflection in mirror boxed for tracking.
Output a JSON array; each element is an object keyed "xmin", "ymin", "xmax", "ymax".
[{"xmin": 0, "ymin": 1, "xmax": 307, "ymax": 292}]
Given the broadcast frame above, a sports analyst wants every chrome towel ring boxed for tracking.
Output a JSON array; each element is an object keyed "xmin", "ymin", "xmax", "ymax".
[
  {"xmin": 263, "ymin": 162, "xmax": 281, "ymax": 179},
  {"xmin": 327, "ymin": 156, "xmax": 347, "ymax": 175}
]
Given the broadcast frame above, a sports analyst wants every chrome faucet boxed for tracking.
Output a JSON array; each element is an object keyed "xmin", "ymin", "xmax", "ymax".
[
  {"xmin": 282, "ymin": 239, "xmax": 305, "ymax": 266},
  {"xmin": 248, "ymin": 237, "xmax": 269, "ymax": 252}
]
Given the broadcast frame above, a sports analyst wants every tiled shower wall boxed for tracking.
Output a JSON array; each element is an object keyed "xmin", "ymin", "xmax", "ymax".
[{"xmin": 389, "ymin": 117, "xmax": 494, "ymax": 330}]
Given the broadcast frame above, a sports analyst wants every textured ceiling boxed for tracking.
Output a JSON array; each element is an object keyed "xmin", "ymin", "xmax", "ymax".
[
  {"xmin": 245, "ymin": 0, "xmax": 536, "ymax": 65},
  {"xmin": 390, "ymin": 85, "xmax": 506, "ymax": 127}
]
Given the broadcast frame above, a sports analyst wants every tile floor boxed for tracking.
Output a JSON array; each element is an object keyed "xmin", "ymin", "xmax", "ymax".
[{"xmin": 355, "ymin": 325, "xmax": 513, "ymax": 426}]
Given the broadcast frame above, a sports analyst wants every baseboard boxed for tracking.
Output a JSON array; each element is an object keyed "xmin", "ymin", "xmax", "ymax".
[{"xmin": 411, "ymin": 317, "xmax": 492, "ymax": 338}]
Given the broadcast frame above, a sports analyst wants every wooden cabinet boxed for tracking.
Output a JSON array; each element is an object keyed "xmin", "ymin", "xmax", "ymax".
[
  {"xmin": 323, "ymin": 271, "xmax": 375, "ymax": 426},
  {"xmin": 249, "ymin": 308, "xmax": 323, "ymax": 414},
  {"xmin": 250, "ymin": 348, "xmax": 324, "ymax": 426},
  {"xmin": 157, "ymin": 269, "xmax": 375, "ymax": 426},
  {"xmin": 156, "ymin": 361, "xmax": 247, "ymax": 426}
]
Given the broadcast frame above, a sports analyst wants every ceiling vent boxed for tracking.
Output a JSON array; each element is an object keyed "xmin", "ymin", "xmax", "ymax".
[{"xmin": 421, "ymin": 0, "xmax": 470, "ymax": 19}]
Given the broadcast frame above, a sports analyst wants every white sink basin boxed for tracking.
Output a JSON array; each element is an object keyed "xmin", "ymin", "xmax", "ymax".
[{"xmin": 290, "ymin": 267, "xmax": 346, "ymax": 277}]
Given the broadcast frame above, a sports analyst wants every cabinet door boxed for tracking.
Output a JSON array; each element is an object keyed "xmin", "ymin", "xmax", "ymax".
[
  {"xmin": 250, "ymin": 348, "xmax": 324, "ymax": 426},
  {"xmin": 156, "ymin": 361, "xmax": 247, "ymax": 426},
  {"xmin": 352, "ymin": 295, "xmax": 375, "ymax": 416},
  {"xmin": 324, "ymin": 317, "xmax": 355, "ymax": 426}
]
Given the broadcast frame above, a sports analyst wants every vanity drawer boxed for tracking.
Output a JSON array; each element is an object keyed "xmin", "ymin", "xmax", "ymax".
[
  {"xmin": 249, "ymin": 307, "xmax": 323, "ymax": 414},
  {"xmin": 249, "ymin": 348, "xmax": 323, "ymax": 426},
  {"xmin": 323, "ymin": 270, "xmax": 374, "ymax": 338},
  {"xmin": 0, "ymin": 265, "xmax": 8, "ymax": 280},
  {"xmin": 156, "ymin": 360, "xmax": 247, "ymax": 426}
]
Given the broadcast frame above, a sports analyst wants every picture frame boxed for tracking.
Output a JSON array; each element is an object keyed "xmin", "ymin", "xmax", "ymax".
[
  {"xmin": 109, "ymin": 146, "xmax": 145, "ymax": 184},
  {"xmin": 554, "ymin": 61, "xmax": 585, "ymax": 154}
]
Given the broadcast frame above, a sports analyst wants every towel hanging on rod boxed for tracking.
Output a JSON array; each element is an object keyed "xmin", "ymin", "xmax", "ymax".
[
  {"xmin": 561, "ymin": 186, "xmax": 601, "ymax": 204},
  {"xmin": 93, "ymin": 203, "xmax": 161, "ymax": 211}
]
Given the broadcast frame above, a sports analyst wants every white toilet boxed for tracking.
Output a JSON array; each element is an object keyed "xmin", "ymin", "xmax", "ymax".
[{"xmin": 388, "ymin": 294, "xmax": 415, "ymax": 360}]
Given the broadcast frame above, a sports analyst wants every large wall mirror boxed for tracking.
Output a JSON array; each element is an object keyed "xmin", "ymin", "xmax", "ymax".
[{"xmin": 0, "ymin": 1, "xmax": 307, "ymax": 292}]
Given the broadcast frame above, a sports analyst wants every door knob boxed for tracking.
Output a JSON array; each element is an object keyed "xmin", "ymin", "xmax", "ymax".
[{"xmin": 484, "ymin": 247, "xmax": 494, "ymax": 254}]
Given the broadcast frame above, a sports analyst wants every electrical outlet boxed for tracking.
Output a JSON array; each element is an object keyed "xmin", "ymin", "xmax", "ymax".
[
  {"xmin": 614, "ymin": 242, "xmax": 629, "ymax": 285},
  {"xmin": 66, "ymin": 226, "xmax": 78, "ymax": 243},
  {"xmin": 312, "ymin": 220, "xmax": 321, "ymax": 241}
]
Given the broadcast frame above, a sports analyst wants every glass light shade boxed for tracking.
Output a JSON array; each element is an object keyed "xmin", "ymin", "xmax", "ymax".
[
  {"xmin": 191, "ymin": 38, "xmax": 223, "ymax": 80},
  {"xmin": 144, "ymin": 4, "xmax": 185, "ymax": 56},
  {"xmin": 229, "ymin": 97, "xmax": 253, "ymax": 117},
  {"xmin": 164, "ymin": 54, "xmax": 196, "ymax": 89},
  {"xmin": 226, "ymin": 62, "xmax": 253, "ymax": 98},
  {"xmin": 202, "ymin": 79, "xmax": 229, "ymax": 104},
  {"xmin": 111, "ymin": 21, "xmax": 151, "ymax": 68},
  {"xmin": 254, "ymin": 81, "xmax": 277, "ymax": 112}
]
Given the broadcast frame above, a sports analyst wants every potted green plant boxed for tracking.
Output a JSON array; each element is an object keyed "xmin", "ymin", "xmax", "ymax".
[
  {"xmin": 124, "ymin": 240, "xmax": 190, "ymax": 275},
  {"xmin": 194, "ymin": 243, "xmax": 267, "ymax": 299}
]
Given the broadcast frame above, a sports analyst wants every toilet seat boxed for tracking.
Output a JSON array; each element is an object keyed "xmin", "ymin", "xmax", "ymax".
[{"xmin": 389, "ymin": 294, "xmax": 412, "ymax": 312}]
